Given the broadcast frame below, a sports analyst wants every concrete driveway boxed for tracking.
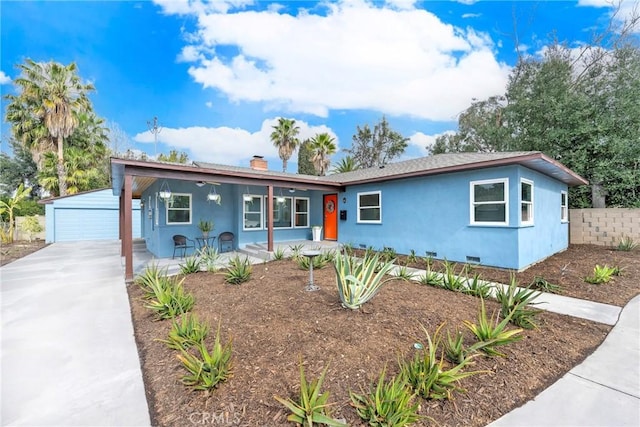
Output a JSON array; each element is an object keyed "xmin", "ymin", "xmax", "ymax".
[{"xmin": 1, "ymin": 241, "xmax": 150, "ymax": 426}]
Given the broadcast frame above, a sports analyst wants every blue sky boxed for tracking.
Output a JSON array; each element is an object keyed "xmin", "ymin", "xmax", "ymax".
[{"xmin": 0, "ymin": 0, "xmax": 634, "ymax": 171}]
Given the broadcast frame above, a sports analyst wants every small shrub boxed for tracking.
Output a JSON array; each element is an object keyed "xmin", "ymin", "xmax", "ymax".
[
  {"xmin": 159, "ymin": 313, "xmax": 210, "ymax": 350},
  {"xmin": 463, "ymin": 298, "xmax": 523, "ymax": 357},
  {"xmin": 399, "ymin": 324, "xmax": 486, "ymax": 400},
  {"xmin": 407, "ymin": 249, "xmax": 419, "ymax": 265},
  {"xmin": 274, "ymin": 359, "xmax": 347, "ymax": 427},
  {"xmin": 394, "ymin": 265, "xmax": 415, "ymax": 282},
  {"xmin": 198, "ymin": 247, "xmax": 220, "ymax": 272},
  {"xmin": 423, "ymin": 255, "xmax": 434, "ymax": 269},
  {"xmin": 364, "ymin": 246, "xmax": 376, "ymax": 259},
  {"xmin": 145, "ymin": 275, "xmax": 195, "ymax": 320},
  {"xmin": 612, "ymin": 265, "xmax": 625, "ymax": 276},
  {"xmin": 617, "ymin": 235, "xmax": 638, "ymax": 251},
  {"xmin": 350, "ymin": 366, "xmax": 421, "ymax": 427},
  {"xmin": 180, "ymin": 255, "xmax": 202, "ymax": 274},
  {"xmin": 288, "ymin": 244, "xmax": 304, "ymax": 258},
  {"xmin": 443, "ymin": 329, "xmax": 494, "ymax": 365},
  {"xmin": 224, "ymin": 256, "xmax": 252, "ymax": 284},
  {"xmin": 334, "ymin": 253, "xmax": 395, "ymax": 309},
  {"xmin": 295, "ymin": 251, "xmax": 332, "ymax": 270},
  {"xmin": 463, "ymin": 273, "xmax": 492, "ymax": 298},
  {"xmin": 584, "ymin": 264, "xmax": 617, "ymax": 284},
  {"xmin": 530, "ymin": 276, "xmax": 561, "ymax": 294},
  {"xmin": 177, "ymin": 322, "xmax": 232, "ymax": 390},
  {"xmin": 381, "ymin": 246, "xmax": 397, "ymax": 263},
  {"xmin": 272, "ymin": 247, "xmax": 286, "ymax": 261},
  {"xmin": 495, "ymin": 275, "xmax": 542, "ymax": 330},
  {"xmin": 20, "ymin": 215, "xmax": 43, "ymax": 241}
]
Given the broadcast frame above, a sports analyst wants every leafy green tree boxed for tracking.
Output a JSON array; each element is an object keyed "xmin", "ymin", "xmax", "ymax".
[
  {"xmin": 0, "ymin": 184, "xmax": 31, "ymax": 243},
  {"xmin": 5, "ymin": 60, "xmax": 95, "ymax": 196},
  {"xmin": 0, "ymin": 138, "xmax": 40, "ymax": 197},
  {"xmin": 297, "ymin": 139, "xmax": 316, "ymax": 175},
  {"xmin": 331, "ymin": 156, "xmax": 358, "ymax": 174},
  {"xmin": 157, "ymin": 149, "xmax": 189, "ymax": 164},
  {"xmin": 309, "ymin": 133, "xmax": 337, "ymax": 176},
  {"xmin": 346, "ymin": 116, "xmax": 408, "ymax": 168},
  {"xmin": 270, "ymin": 117, "xmax": 300, "ymax": 172}
]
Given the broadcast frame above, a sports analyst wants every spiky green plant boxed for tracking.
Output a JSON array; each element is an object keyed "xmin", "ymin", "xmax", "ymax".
[
  {"xmin": 423, "ymin": 254, "xmax": 434, "ymax": 269},
  {"xmin": 350, "ymin": 366, "xmax": 421, "ymax": 427},
  {"xmin": 530, "ymin": 276, "xmax": 561, "ymax": 294},
  {"xmin": 399, "ymin": 324, "xmax": 486, "ymax": 400},
  {"xmin": 224, "ymin": 256, "xmax": 252, "ymax": 284},
  {"xmin": 495, "ymin": 275, "xmax": 542, "ymax": 329},
  {"xmin": 274, "ymin": 359, "xmax": 347, "ymax": 427},
  {"xmin": 394, "ymin": 265, "xmax": 415, "ymax": 282},
  {"xmin": 442, "ymin": 260, "xmax": 467, "ymax": 292},
  {"xmin": 380, "ymin": 246, "xmax": 397, "ymax": 263},
  {"xmin": 334, "ymin": 253, "xmax": 395, "ymax": 310},
  {"xmin": 617, "ymin": 235, "xmax": 638, "ymax": 251},
  {"xmin": 180, "ymin": 255, "xmax": 202, "ymax": 274},
  {"xmin": 296, "ymin": 251, "xmax": 332, "ymax": 270},
  {"xmin": 288, "ymin": 244, "xmax": 304, "ymax": 258},
  {"xmin": 418, "ymin": 266, "xmax": 443, "ymax": 287},
  {"xmin": 443, "ymin": 329, "xmax": 494, "ymax": 365},
  {"xmin": 341, "ymin": 242, "xmax": 355, "ymax": 256},
  {"xmin": 177, "ymin": 322, "xmax": 232, "ymax": 390},
  {"xmin": 272, "ymin": 247, "xmax": 286, "ymax": 261},
  {"xmin": 364, "ymin": 246, "xmax": 376, "ymax": 259},
  {"xmin": 198, "ymin": 246, "xmax": 220, "ymax": 272},
  {"xmin": 463, "ymin": 273, "xmax": 492, "ymax": 298},
  {"xmin": 406, "ymin": 249, "xmax": 419, "ymax": 265},
  {"xmin": 585, "ymin": 265, "xmax": 618, "ymax": 284},
  {"xmin": 135, "ymin": 263, "xmax": 168, "ymax": 299},
  {"xmin": 463, "ymin": 298, "xmax": 523, "ymax": 357},
  {"xmin": 158, "ymin": 313, "xmax": 210, "ymax": 350},
  {"xmin": 145, "ymin": 275, "xmax": 195, "ymax": 320}
]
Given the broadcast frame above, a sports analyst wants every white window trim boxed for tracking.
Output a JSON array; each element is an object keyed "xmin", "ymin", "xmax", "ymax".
[
  {"xmin": 357, "ymin": 190, "xmax": 382, "ymax": 224},
  {"xmin": 166, "ymin": 193, "xmax": 192, "ymax": 225},
  {"xmin": 294, "ymin": 197, "xmax": 310, "ymax": 228},
  {"xmin": 520, "ymin": 178, "xmax": 534, "ymax": 226},
  {"xmin": 243, "ymin": 195, "xmax": 263, "ymax": 231},
  {"xmin": 470, "ymin": 178, "xmax": 509, "ymax": 226},
  {"xmin": 561, "ymin": 191, "xmax": 569, "ymax": 223}
]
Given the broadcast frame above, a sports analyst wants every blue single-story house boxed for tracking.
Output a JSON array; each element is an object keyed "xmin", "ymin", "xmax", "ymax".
[
  {"xmin": 111, "ymin": 152, "xmax": 587, "ymax": 281},
  {"xmin": 42, "ymin": 188, "xmax": 141, "ymax": 243}
]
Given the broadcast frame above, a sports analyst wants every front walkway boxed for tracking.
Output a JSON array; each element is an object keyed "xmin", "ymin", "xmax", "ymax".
[{"xmin": 1, "ymin": 241, "xmax": 150, "ymax": 426}]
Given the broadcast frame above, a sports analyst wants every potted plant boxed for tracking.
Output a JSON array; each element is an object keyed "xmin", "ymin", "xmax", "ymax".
[
  {"xmin": 312, "ymin": 225, "xmax": 322, "ymax": 242},
  {"xmin": 198, "ymin": 219, "xmax": 214, "ymax": 238}
]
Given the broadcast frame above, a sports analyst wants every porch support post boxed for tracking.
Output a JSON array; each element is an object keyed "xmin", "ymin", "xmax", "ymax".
[
  {"xmin": 119, "ymin": 190, "xmax": 125, "ymax": 256},
  {"xmin": 124, "ymin": 174, "xmax": 134, "ymax": 282},
  {"xmin": 267, "ymin": 185, "xmax": 274, "ymax": 252}
]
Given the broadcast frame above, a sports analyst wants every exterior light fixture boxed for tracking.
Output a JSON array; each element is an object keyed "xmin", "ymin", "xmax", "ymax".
[{"xmin": 196, "ymin": 181, "xmax": 206, "ymax": 187}]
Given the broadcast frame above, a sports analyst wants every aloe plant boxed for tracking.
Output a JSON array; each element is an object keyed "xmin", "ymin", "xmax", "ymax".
[
  {"xmin": 179, "ymin": 255, "xmax": 202, "ymax": 274},
  {"xmin": 224, "ymin": 255, "xmax": 252, "ymax": 284},
  {"xmin": 145, "ymin": 275, "xmax": 195, "ymax": 320},
  {"xmin": 334, "ymin": 252, "xmax": 395, "ymax": 309},
  {"xmin": 584, "ymin": 264, "xmax": 618, "ymax": 284},
  {"xmin": 274, "ymin": 359, "xmax": 347, "ymax": 427},
  {"xmin": 158, "ymin": 313, "xmax": 210, "ymax": 350},
  {"xmin": 496, "ymin": 275, "xmax": 542, "ymax": 329},
  {"xmin": 463, "ymin": 298, "xmax": 523, "ymax": 357}
]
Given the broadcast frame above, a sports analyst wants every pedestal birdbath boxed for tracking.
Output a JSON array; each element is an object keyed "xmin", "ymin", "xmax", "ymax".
[{"xmin": 302, "ymin": 250, "xmax": 321, "ymax": 291}]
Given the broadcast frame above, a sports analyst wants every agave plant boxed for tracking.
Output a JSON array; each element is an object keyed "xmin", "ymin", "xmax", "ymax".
[
  {"xmin": 135, "ymin": 263, "xmax": 168, "ymax": 299},
  {"xmin": 224, "ymin": 256, "xmax": 252, "ymax": 284},
  {"xmin": 495, "ymin": 275, "xmax": 542, "ymax": 329},
  {"xmin": 334, "ymin": 252, "xmax": 395, "ymax": 309},
  {"xmin": 274, "ymin": 359, "xmax": 347, "ymax": 427},
  {"xmin": 180, "ymin": 255, "xmax": 202, "ymax": 274}
]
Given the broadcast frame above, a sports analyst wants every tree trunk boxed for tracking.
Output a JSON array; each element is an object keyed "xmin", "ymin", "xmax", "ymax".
[
  {"xmin": 56, "ymin": 136, "xmax": 68, "ymax": 196},
  {"xmin": 282, "ymin": 158, "xmax": 287, "ymax": 173}
]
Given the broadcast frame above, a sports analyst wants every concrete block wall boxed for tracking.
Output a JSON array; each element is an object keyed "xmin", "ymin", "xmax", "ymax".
[
  {"xmin": 569, "ymin": 208, "xmax": 640, "ymax": 246},
  {"xmin": 14, "ymin": 215, "xmax": 46, "ymax": 242}
]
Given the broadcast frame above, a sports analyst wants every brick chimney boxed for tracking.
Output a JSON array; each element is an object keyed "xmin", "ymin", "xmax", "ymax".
[{"xmin": 250, "ymin": 155, "xmax": 268, "ymax": 171}]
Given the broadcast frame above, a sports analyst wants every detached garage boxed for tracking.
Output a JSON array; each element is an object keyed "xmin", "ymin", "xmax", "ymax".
[{"xmin": 43, "ymin": 189, "xmax": 141, "ymax": 243}]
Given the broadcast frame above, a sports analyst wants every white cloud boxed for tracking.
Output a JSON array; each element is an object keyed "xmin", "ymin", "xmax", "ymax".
[
  {"xmin": 0, "ymin": 71, "xmax": 11, "ymax": 85},
  {"xmin": 462, "ymin": 13, "xmax": 481, "ymax": 19},
  {"xmin": 408, "ymin": 130, "xmax": 456, "ymax": 151},
  {"xmin": 456, "ymin": 0, "xmax": 479, "ymax": 4},
  {"xmin": 133, "ymin": 118, "xmax": 338, "ymax": 165},
  {"xmin": 205, "ymin": 101, "xmax": 213, "ymax": 108},
  {"xmin": 158, "ymin": 1, "xmax": 510, "ymax": 121},
  {"xmin": 578, "ymin": 0, "xmax": 640, "ymax": 32}
]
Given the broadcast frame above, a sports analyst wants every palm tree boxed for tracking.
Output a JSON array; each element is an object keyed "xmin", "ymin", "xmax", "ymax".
[
  {"xmin": 270, "ymin": 117, "xmax": 300, "ymax": 172},
  {"xmin": 5, "ymin": 59, "xmax": 94, "ymax": 196},
  {"xmin": 309, "ymin": 133, "xmax": 337, "ymax": 176},
  {"xmin": 331, "ymin": 155, "xmax": 358, "ymax": 174}
]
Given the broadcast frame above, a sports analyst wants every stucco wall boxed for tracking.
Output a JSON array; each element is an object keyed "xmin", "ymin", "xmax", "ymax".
[
  {"xmin": 14, "ymin": 215, "xmax": 46, "ymax": 241},
  {"xmin": 569, "ymin": 208, "xmax": 640, "ymax": 246}
]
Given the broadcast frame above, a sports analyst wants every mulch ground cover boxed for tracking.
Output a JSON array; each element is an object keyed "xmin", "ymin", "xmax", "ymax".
[
  {"xmin": 0, "ymin": 240, "xmax": 47, "ymax": 266},
  {"xmin": 127, "ymin": 244, "xmax": 632, "ymax": 426}
]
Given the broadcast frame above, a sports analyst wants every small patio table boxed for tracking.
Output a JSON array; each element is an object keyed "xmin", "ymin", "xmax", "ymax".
[
  {"xmin": 195, "ymin": 236, "xmax": 216, "ymax": 250},
  {"xmin": 302, "ymin": 250, "xmax": 321, "ymax": 291}
]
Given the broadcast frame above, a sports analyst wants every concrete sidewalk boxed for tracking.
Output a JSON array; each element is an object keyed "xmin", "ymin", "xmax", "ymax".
[
  {"xmin": 1, "ymin": 241, "xmax": 150, "ymax": 426},
  {"xmin": 489, "ymin": 294, "xmax": 640, "ymax": 427}
]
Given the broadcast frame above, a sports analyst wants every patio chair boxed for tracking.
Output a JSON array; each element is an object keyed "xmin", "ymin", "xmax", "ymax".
[
  {"xmin": 172, "ymin": 234, "xmax": 195, "ymax": 259},
  {"xmin": 218, "ymin": 232, "xmax": 235, "ymax": 253}
]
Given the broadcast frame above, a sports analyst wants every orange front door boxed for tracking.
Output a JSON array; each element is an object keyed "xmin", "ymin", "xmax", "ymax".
[{"xmin": 323, "ymin": 194, "xmax": 338, "ymax": 240}]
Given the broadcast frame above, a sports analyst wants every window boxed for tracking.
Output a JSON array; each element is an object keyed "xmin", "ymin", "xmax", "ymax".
[
  {"xmin": 561, "ymin": 191, "xmax": 568, "ymax": 222},
  {"xmin": 264, "ymin": 196, "xmax": 293, "ymax": 228},
  {"xmin": 520, "ymin": 179, "xmax": 534, "ymax": 225},
  {"xmin": 470, "ymin": 179, "xmax": 509, "ymax": 225},
  {"xmin": 294, "ymin": 198, "xmax": 309, "ymax": 228},
  {"xmin": 358, "ymin": 191, "xmax": 381, "ymax": 223},
  {"xmin": 243, "ymin": 196, "xmax": 263, "ymax": 230},
  {"xmin": 166, "ymin": 194, "xmax": 191, "ymax": 224}
]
